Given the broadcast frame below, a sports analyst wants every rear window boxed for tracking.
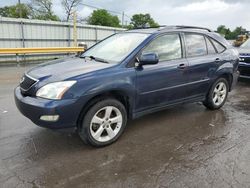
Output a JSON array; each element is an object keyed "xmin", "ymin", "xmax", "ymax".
[
  {"xmin": 185, "ymin": 34, "xmax": 207, "ymax": 57},
  {"xmin": 205, "ymin": 37, "xmax": 217, "ymax": 54},
  {"xmin": 211, "ymin": 39, "xmax": 226, "ymax": 53}
]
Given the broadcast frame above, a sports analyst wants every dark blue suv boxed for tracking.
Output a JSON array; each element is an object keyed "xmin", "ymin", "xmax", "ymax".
[{"xmin": 15, "ymin": 26, "xmax": 239, "ymax": 147}]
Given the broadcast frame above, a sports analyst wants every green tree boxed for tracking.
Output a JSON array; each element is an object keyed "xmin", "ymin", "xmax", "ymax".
[
  {"xmin": 217, "ymin": 25, "xmax": 247, "ymax": 40},
  {"xmin": 0, "ymin": 4, "xmax": 31, "ymax": 18},
  {"xmin": 217, "ymin": 25, "xmax": 232, "ymax": 39},
  {"xmin": 31, "ymin": 0, "xmax": 60, "ymax": 21},
  {"xmin": 233, "ymin": 27, "xmax": 246, "ymax": 37},
  {"xmin": 87, "ymin": 9, "xmax": 120, "ymax": 27},
  {"xmin": 129, "ymin": 13, "xmax": 159, "ymax": 29},
  {"xmin": 217, "ymin": 25, "xmax": 229, "ymax": 36}
]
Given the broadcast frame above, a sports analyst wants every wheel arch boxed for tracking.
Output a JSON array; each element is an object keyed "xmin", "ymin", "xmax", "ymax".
[
  {"xmin": 206, "ymin": 72, "xmax": 233, "ymax": 100},
  {"xmin": 219, "ymin": 73, "xmax": 233, "ymax": 91},
  {"xmin": 77, "ymin": 90, "xmax": 133, "ymax": 129}
]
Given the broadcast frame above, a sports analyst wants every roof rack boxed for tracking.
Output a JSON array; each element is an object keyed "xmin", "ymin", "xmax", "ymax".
[
  {"xmin": 128, "ymin": 25, "xmax": 166, "ymax": 30},
  {"xmin": 168, "ymin": 25, "xmax": 212, "ymax": 32},
  {"xmin": 127, "ymin": 25, "xmax": 212, "ymax": 32}
]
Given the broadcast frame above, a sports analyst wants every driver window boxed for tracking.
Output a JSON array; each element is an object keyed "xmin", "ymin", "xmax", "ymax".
[{"xmin": 142, "ymin": 34, "xmax": 182, "ymax": 62}]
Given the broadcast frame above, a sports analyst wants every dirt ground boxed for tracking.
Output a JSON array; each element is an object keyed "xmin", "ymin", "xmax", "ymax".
[{"xmin": 0, "ymin": 65, "xmax": 250, "ymax": 188}]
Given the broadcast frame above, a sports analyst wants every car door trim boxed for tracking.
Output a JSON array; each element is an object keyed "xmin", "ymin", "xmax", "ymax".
[{"xmin": 140, "ymin": 78, "xmax": 209, "ymax": 95}]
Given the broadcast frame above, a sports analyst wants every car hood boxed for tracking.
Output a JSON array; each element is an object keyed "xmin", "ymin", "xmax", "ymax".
[
  {"xmin": 27, "ymin": 57, "xmax": 114, "ymax": 81},
  {"xmin": 238, "ymin": 48, "xmax": 250, "ymax": 55}
]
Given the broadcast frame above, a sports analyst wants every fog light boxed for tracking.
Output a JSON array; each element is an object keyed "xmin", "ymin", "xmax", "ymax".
[{"xmin": 40, "ymin": 115, "xmax": 59, "ymax": 122}]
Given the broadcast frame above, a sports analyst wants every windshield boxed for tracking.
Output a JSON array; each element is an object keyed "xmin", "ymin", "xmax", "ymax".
[
  {"xmin": 241, "ymin": 39, "xmax": 250, "ymax": 48},
  {"xmin": 82, "ymin": 33, "xmax": 149, "ymax": 63}
]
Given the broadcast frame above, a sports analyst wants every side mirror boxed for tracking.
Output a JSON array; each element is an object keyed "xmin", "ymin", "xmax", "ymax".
[{"xmin": 137, "ymin": 53, "xmax": 159, "ymax": 67}]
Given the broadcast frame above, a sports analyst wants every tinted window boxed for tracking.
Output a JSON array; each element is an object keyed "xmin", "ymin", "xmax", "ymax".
[
  {"xmin": 142, "ymin": 34, "xmax": 182, "ymax": 61},
  {"xmin": 211, "ymin": 39, "xmax": 226, "ymax": 53},
  {"xmin": 185, "ymin": 34, "xmax": 207, "ymax": 57},
  {"xmin": 205, "ymin": 37, "xmax": 216, "ymax": 54}
]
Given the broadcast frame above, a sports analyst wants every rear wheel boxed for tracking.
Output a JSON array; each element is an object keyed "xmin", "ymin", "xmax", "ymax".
[
  {"xmin": 203, "ymin": 78, "xmax": 229, "ymax": 110},
  {"xmin": 78, "ymin": 98, "xmax": 127, "ymax": 147}
]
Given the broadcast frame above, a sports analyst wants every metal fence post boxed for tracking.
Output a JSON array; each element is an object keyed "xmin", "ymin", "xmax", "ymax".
[
  {"xmin": 16, "ymin": 53, "xmax": 20, "ymax": 66},
  {"xmin": 68, "ymin": 24, "xmax": 71, "ymax": 47},
  {"xmin": 95, "ymin": 28, "xmax": 98, "ymax": 43},
  {"xmin": 20, "ymin": 21, "xmax": 25, "ymax": 48},
  {"xmin": 20, "ymin": 20, "xmax": 26, "ymax": 63}
]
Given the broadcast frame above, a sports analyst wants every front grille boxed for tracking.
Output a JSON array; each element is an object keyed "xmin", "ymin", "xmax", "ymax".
[
  {"xmin": 240, "ymin": 54, "xmax": 250, "ymax": 64},
  {"xmin": 240, "ymin": 53, "xmax": 250, "ymax": 56},
  {"xmin": 20, "ymin": 74, "xmax": 38, "ymax": 91}
]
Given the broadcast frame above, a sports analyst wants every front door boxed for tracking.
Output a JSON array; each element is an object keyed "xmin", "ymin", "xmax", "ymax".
[{"xmin": 135, "ymin": 33, "xmax": 190, "ymax": 112}]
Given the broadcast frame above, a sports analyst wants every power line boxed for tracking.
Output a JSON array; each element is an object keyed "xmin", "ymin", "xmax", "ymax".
[
  {"xmin": 79, "ymin": 3, "xmax": 120, "ymax": 15},
  {"xmin": 78, "ymin": 2, "xmax": 131, "ymax": 19}
]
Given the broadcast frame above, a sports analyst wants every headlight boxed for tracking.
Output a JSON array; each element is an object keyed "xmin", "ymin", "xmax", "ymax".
[{"xmin": 36, "ymin": 81, "xmax": 76, "ymax": 100}]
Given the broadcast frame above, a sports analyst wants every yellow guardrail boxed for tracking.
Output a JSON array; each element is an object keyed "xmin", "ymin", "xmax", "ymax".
[{"xmin": 0, "ymin": 47, "xmax": 84, "ymax": 54}]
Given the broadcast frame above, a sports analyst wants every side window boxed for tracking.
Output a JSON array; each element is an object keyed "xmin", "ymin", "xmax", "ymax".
[
  {"xmin": 185, "ymin": 34, "xmax": 207, "ymax": 57},
  {"xmin": 205, "ymin": 37, "xmax": 217, "ymax": 54},
  {"xmin": 142, "ymin": 34, "xmax": 182, "ymax": 61},
  {"xmin": 211, "ymin": 39, "xmax": 226, "ymax": 53}
]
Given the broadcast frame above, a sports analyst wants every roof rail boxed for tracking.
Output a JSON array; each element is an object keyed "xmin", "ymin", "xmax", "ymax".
[
  {"xmin": 126, "ymin": 25, "xmax": 212, "ymax": 32},
  {"xmin": 128, "ymin": 25, "xmax": 166, "ymax": 30},
  {"xmin": 173, "ymin": 25, "xmax": 212, "ymax": 32}
]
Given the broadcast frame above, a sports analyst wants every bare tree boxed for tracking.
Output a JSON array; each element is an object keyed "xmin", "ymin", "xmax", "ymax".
[
  {"xmin": 31, "ymin": 0, "xmax": 60, "ymax": 20},
  {"xmin": 32, "ymin": 0, "xmax": 53, "ymax": 16},
  {"xmin": 61, "ymin": 0, "xmax": 82, "ymax": 21}
]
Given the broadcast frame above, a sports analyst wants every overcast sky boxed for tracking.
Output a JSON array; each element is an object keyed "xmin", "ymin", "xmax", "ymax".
[{"xmin": 1, "ymin": 0, "xmax": 249, "ymax": 30}]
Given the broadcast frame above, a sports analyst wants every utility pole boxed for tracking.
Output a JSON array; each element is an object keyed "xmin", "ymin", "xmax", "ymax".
[
  {"xmin": 122, "ymin": 12, "xmax": 124, "ymax": 28},
  {"xmin": 18, "ymin": 0, "xmax": 22, "ymax": 18},
  {"xmin": 73, "ymin": 11, "xmax": 77, "ymax": 47}
]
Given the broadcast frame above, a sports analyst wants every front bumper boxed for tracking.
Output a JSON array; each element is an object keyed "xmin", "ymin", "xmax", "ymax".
[
  {"xmin": 238, "ymin": 62, "xmax": 250, "ymax": 79},
  {"xmin": 14, "ymin": 87, "xmax": 84, "ymax": 129}
]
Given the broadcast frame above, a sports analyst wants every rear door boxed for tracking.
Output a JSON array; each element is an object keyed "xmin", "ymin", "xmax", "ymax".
[
  {"xmin": 184, "ymin": 33, "xmax": 223, "ymax": 98},
  {"xmin": 135, "ymin": 33, "xmax": 190, "ymax": 112}
]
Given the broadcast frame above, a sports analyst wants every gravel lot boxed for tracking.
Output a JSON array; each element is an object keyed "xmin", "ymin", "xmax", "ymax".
[{"xmin": 0, "ymin": 65, "xmax": 250, "ymax": 188}]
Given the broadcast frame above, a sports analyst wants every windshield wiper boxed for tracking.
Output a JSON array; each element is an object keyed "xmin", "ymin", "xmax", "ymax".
[{"xmin": 81, "ymin": 55, "xmax": 109, "ymax": 64}]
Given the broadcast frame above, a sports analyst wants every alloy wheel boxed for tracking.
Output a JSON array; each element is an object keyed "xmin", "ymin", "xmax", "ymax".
[
  {"xmin": 90, "ymin": 106, "xmax": 123, "ymax": 142},
  {"xmin": 212, "ymin": 82, "xmax": 227, "ymax": 106}
]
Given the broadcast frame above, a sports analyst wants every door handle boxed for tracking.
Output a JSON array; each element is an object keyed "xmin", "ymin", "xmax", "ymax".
[
  {"xmin": 178, "ymin": 63, "xmax": 188, "ymax": 69},
  {"xmin": 215, "ymin": 58, "xmax": 221, "ymax": 63}
]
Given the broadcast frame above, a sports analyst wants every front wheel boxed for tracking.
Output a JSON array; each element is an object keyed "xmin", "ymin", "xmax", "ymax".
[
  {"xmin": 203, "ymin": 78, "xmax": 229, "ymax": 110},
  {"xmin": 78, "ymin": 98, "xmax": 127, "ymax": 147}
]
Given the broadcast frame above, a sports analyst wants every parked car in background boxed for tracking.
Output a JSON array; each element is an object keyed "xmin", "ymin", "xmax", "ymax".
[
  {"xmin": 15, "ymin": 26, "xmax": 239, "ymax": 147},
  {"xmin": 238, "ymin": 39, "xmax": 250, "ymax": 79}
]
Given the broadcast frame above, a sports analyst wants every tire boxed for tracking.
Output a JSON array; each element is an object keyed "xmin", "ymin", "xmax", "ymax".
[
  {"xmin": 203, "ymin": 78, "xmax": 229, "ymax": 110},
  {"xmin": 78, "ymin": 98, "xmax": 127, "ymax": 147}
]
